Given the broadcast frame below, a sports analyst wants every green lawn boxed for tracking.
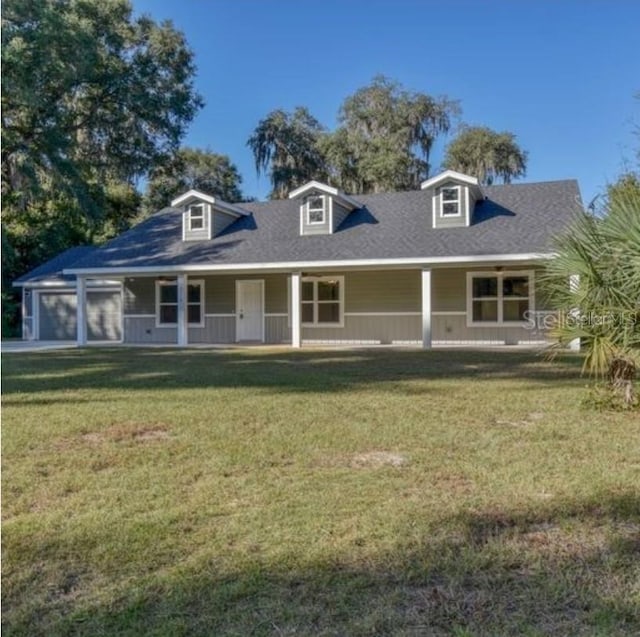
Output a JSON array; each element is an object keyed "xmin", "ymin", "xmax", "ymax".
[{"xmin": 2, "ymin": 348, "xmax": 639, "ymax": 636}]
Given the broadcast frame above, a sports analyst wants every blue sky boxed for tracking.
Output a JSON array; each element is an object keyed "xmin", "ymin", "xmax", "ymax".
[{"xmin": 132, "ymin": 0, "xmax": 638, "ymax": 204}]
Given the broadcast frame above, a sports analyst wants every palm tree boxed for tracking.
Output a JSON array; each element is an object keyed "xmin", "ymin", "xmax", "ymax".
[
  {"xmin": 543, "ymin": 175, "xmax": 640, "ymax": 407},
  {"xmin": 247, "ymin": 107, "xmax": 326, "ymax": 199},
  {"xmin": 443, "ymin": 126, "xmax": 527, "ymax": 185}
]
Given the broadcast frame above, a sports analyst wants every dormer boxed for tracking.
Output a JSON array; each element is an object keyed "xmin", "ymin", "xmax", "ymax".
[
  {"xmin": 288, "ymin": 181, "xmax": 362, "ymax": 236},
  {"xmin": 171, "ymin": 190, "xmax": 249, "ymax": 241},
  {"xmin": 420, "ymin": 170, "xmax": 483, "ymax": 229}
]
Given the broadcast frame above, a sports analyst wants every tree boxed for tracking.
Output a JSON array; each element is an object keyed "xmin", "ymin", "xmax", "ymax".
[
  {"xmin": 145, "ymin": 148, "xmax": 244, "ymax": 212},
  {"xmin": 443, "ymin": 126, "xmax": 527, "ymax": 185},
  {"xmin": 327, "ymin": 76, "xmax": 458, "ymax": 193},
  {"xmin": 247, "ymin": 107, "xmax": 326, "ymax": 199},
  {"xmin": 1, "ymin": 0, "xmax": 202, "ymax": 334},
  {"xmin": 2, "ymin": 0, "xmax": 203, "ymax": 215},
  {"xmin": 543, "ymin": 174, "xmax": 640, "ymax": 407}
]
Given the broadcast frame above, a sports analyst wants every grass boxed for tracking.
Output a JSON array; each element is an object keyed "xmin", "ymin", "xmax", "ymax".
[{"xmin": 2, "ymin": 347, "xmax": 639, "ymax": 636}]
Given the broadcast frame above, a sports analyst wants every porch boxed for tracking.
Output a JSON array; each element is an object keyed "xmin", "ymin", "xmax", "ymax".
[{"xmin": 74, "ymin": 266, "xmax": 551, "ymax": 348}]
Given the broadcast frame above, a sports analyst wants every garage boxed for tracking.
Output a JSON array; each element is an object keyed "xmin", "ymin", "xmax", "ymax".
[
  {"xmin": 36, "ymin": 289, "xmax": 122, "ymax": 342},
  {"xmin": 38, "ymin": 290, "xmax": 77, "ymax": 340},
  {"xmin": 14, "ymin": 246, "xmax": 123, "ymax": 343}
]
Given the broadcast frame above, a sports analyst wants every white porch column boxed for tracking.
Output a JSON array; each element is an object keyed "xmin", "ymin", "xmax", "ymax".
[
  {"xmin": 291, "ymin": 272, "xmax": 301, "ymax": 348},
  {"xmin": 421, "ymin": 268, "xmax": 432, "ymax": 349},
  {"xmin": 77, "ymin": 276, "xmax": 87, "ymax": 346},
  {"xmin": 177, "ymin": 274, "xmax": 188, "ymax": 347},
  {"xmin": 569, "ymin": 274, "xmax": 580, "ymax": 351}
]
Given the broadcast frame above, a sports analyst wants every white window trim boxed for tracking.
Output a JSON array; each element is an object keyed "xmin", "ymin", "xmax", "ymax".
[
  {"xmin": 466, "ymin": 270, "xmax": 535, "ymax": 327},
  {"xmin": 301, "ymin": 275, "xmax": 345, "ymax": 328},
  {"xmin": 183, "ymin": 203, "xmax": 211, "ymax": 240},
  {"xmin": 155, "ymin": 279, "xmax": 205, "ymax": 328},
  {"xmin": 305, "ymin": 195, "xmax": 326, "ymax": 225},
  {"xmin": 440, "ymin": 185, "xmax": 462, "ymax": 217}
]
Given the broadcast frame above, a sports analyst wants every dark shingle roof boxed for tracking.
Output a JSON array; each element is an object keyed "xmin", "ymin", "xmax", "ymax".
[
  {"xmin": 14, "ymin": 246, "xmax": 98, "ymax": 285},
  {"xmin": 67, "ymin": 180, "xmax": 582, "ymax": 272}
]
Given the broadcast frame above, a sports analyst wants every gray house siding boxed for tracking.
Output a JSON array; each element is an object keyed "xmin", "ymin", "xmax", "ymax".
[
  {"xmin": 332, "ymin": 201, "xmax": 351, "ymax": 232},
  {"xmin": 300, "ymin": 195, "xmax": 332, "ymax": 235},
  {"xmin": 213, "ymin": 211, "xmax": 237, "ymax": 237},
  {"xmin": 428, "ymin": 181, "xmax": 470, "ymax": 229},
  {"xmin": 120, "ymin": 266, "xmax": 550, "ymax": 346}
]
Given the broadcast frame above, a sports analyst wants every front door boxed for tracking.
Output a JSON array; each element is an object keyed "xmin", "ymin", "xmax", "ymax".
[{"xmin": 236, "ymin": 280, "xmax": 264, "ymax": 342}]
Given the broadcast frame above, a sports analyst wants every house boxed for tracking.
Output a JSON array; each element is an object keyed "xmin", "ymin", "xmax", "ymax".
[{"xmin": 14, "ymin": 170, "xmax": 582, "ymax": 348}]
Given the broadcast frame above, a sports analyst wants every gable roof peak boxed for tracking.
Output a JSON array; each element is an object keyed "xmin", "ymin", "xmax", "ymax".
[
  {"xmin": 170, "ymin": 189, "xmax": 249, "ymax": 217},
  {"xmin": 288, "ymin": 180, "xmax": 362, "ymax": 210},
  {"xmin": 420, "ymin": 170, "xmax": 480, "ymax": 191}
]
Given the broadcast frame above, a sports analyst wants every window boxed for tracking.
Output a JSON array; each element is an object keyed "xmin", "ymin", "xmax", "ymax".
[
  {"xmin": 156, "ymin": 279, "xmax": 204, "ymax": 327},
  {"xmin": 467, "ymin": 271, "xmax": 533, "ymax": 325},
  {"xmin": 440, "ymin": 186, "xmax": 460, "ymax": 216},
  {"xmin": 301, "ymin": 276, "xmax": 343, "ymax": 326},
  {"xmin": 305, "ymin": 195, "xmax": 326, "ymax": 224},
  {"xmin": 187, "ymin": 203, "xmax": 207, "ymax": 231}
]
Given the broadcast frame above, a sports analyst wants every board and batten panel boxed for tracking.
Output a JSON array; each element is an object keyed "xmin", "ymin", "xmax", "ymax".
[
  {"xmin": 38, "ymin": 291, "xmax": 77, "ymax": 340},
  {"xmin": 124, "ymin": 317, "xmax": 176, "ymax": 343},
  {"xmin": 265, "ymin": 316, "xmax": 290, "ymax": 343},
  {"xmin": 433, "ymin": 314, "xmax": 548, "ymax": 345},
  {"xmin": 189, "ymin": 317, "xmax": 235, "ymax": 343},
  {"xmin": 86, "ymin": 290, "xmax": 122, "ymax": 341}
]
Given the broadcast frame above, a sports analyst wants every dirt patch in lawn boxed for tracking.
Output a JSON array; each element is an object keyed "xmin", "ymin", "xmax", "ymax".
[
  {"xmin": 350, "ymin": 451, "xmax": 409, "ymax": 468},
  {"xmin": 81, "ymin": 422, "xmax": 172, "ymax": 444}
]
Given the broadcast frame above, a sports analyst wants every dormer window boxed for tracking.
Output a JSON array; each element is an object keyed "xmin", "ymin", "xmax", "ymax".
[
  {"xmin": 306, "ymin": 195, "xmax": 326, "ymax": 224},
  {"xmin": 289, "ymin": 181, "xmax": 361, "ymax": 236},
  {"xmin": 440, "ymin": 186, "xmax": 461, "ymax": 216},
  {"xmin": 187, "ymin": 203, "xmax": 207, "ymax": 231}
]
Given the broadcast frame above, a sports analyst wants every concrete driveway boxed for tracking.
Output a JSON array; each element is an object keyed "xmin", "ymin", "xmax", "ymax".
[{"xmin": 1, "ymin": 340, "xmax": 77, "ymax": 353}]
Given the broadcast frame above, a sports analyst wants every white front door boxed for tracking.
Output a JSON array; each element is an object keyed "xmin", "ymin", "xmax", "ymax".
[{"xmin": 236, "ymin": 280, "xmax": 264, "ymax": 342}]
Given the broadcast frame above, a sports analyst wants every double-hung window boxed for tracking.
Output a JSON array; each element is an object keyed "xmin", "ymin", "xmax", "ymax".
[
  {"xmin": 188, "ymin": 203, "xmax": 206, "ymax": 231},
  {"xmin": 468, "ymin": 271, "xmax": 533, "ymax": 325},
  {"xmin": 306, "ymin": 195, "xmax": 326, "ymax": 224},
  {"xmin": 301, "ymin": 276, "xmax": 344, "ymax": 326},
  {"xmin": 440, "ymin": 186, "xmax": 461, "ymax": 216},
  {"xmin": 156, "ymin": 279, "xmax": 204, "ymax": 327}
]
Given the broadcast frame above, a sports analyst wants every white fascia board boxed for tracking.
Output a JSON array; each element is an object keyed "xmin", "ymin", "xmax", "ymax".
[
  {"xmin": 18, "ymin": 279, "xmax": 123, "ymax": 288},
  {"xmin": 288, "ymin": 180, "xmax": 362, "ymax": 210},
  {"xmin": 171, "ymin": 190, "xmax": 249, "ymax": 217},
  {"xmin": 214, "ymin": 200, "xmax": 250, "ymax": 217},
  {"xmin": 171, "ymin": 189, "xmax": 216, "ymax": 207},
  {"xmin": 65, "ymin": 253, "xmax": 555, "ymax": 277},
  {"xmin": 288, "ymin": 181, "xmax": 339, "ymax": 199},
  {"xmin": 421, "ymin": 170, "xmax": 479, "ymax": 190}
]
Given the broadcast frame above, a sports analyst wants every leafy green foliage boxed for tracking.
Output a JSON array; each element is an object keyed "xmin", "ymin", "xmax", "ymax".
[
  {"xmin": 443, "ymin": 126, "xmax": 528, "ymax": 185},
  {"xmin": 2, "ymin": 0, "xmax": 203, "ymax": 208},
  {"xmin": 543, "ymin": 173, "xmax": 640, "ymax": 404},
  {"xmin": 329, "ymin": 75, "xmax": 459, "ymax": 193},
  {"xmin": 248, "ymin": 76, "xmax": 459, "ymax": 197},
  {"xmin": 145, "ymin": 147, "xmax": 244, "ymax": 213},
  {"xmin": 2, "ymin": 0, "xmax": 202, "ymax": 330},
  {"xmin": 247, "ymin": 107, "xmax": 327, "ymax": 199}
]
